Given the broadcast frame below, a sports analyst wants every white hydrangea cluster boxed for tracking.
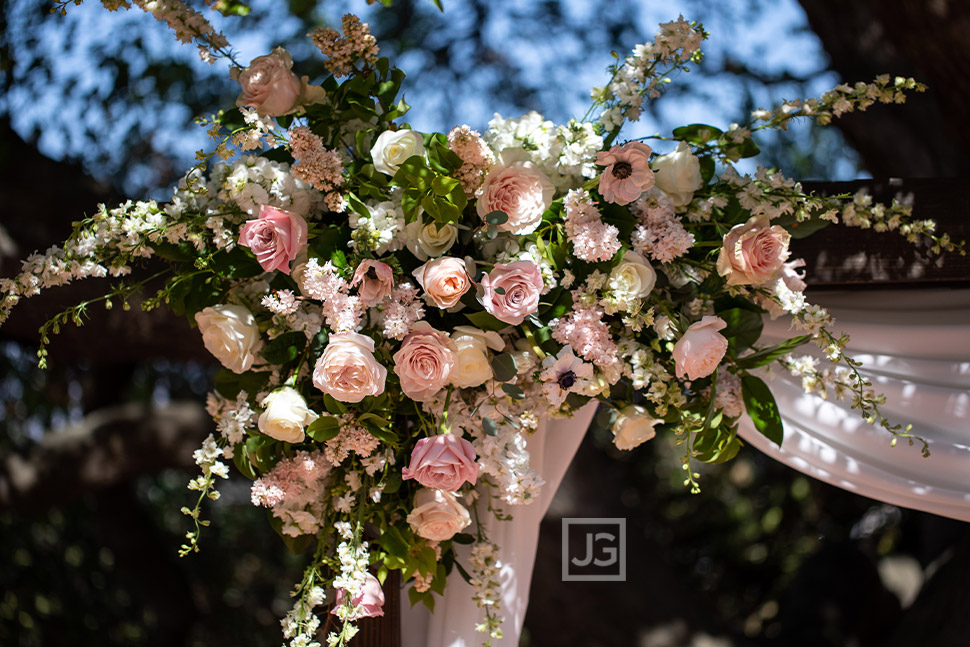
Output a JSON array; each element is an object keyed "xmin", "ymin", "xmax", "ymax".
[
  {"xmin": 485, "ymin": 112, "xmax": 604, "ymax": 192},
  {"xmin": 213, "ymin": 156, "xmax": 321, "ymax": 217},
  {"xmin": 348, "ymin": 201, "xmax": 406, "ymax": 254}
]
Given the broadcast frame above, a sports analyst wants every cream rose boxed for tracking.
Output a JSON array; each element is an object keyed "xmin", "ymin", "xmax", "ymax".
[
  {"xmin": 405, "ymin": 220, "xmax": 459, "ymax": 261},
  {"xmin": 312, "ymin": 332, "xmax": 387, "ymax": 403},
  {"xmin": 371, "ymin": 129, "xmax": 426, "ymax": 176},
  {"xmin": 413, "ymin": 256, "xmax": 471, "ymax": 309},
  {"xmin": 672, "ymin": 316, "xmax": 729, "ymax": 380},
  {"xmin": 476, "ymin": 161, "xmax": 555, "ymax": 235},
  {"xmin": 393, "ymin": 322, "xmax": 457, "ymax": 401},
  {"xmin": 257, "ymin": 387, "xmax": 319, "ymax": 444},
  {"xmin": 406, "ymin": 488, "xmax": 472, "ymax": 541},
  {"xmin": 611, "ymin": 405, "xmax": 660, "ymax": 451},
  {"xmin": 716, "ymin": 214, "xmax": 792, "ymax": 285},
  {"xmin": 194, "ymin": 304, "xmax": 263, "ymax": 374},
  {"xmin": 235, "ymin": 47, "xmax": 303, "ymax": 117},
  {"xmin": 652, "ymin": 141, "xmax": 704, "ymax": 207},
  {"xmin": 450, "ymin": 326, "xmax": 505, "ymax": 388},
  {"xmin": 609, "ymin": 251, "xmax": 657, "ymax": 300}
]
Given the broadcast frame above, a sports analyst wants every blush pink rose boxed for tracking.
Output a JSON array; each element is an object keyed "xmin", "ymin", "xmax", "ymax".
[
  {"xmin": 476, "ymin": 161, "xmax": 555, "ymax": 235},
  {"xmin": 596, "ymin": 141, "xmax": 655, "ymax": 205},
  {"xmin": 235, "ymin": 48, "xmax": 303, "ymax": 117},
  {"xmin": 716, "ymin": 214, "xmax": 792, "ymax": 286},
  {"xmin": 239, "ymin": 205, "xmax": 308, "ymax": 275},
  {"xmin": 402, "ymin": 434, "xmax": 479, "ymax": 492},
  {"xmin": 351, "ymin": 260, "xmax": 394, "ymax": 307},
  {"xmin": 406, "ymin": 488, "xmax": 471, "ymax": 542},
  {"xmin": 672, "ymin": 316, "xmax": 729, "ymax": 380},
  {"xmin": 413, "ymin": 256, "xmax": 471, "ymax": 309},
  {"xmin": 480, "ymin": 261, "xmax": 543, "ymax": 325},
  {"xmin": 332, "ymin": 573, "xmax": 384, "ymax": 618},
  {"xmin": 393, "ymin": 322, "xmax": 457, "ymax": 401},
  {"xmin": 312, "ymin": 332, "xmax": 387, "ymax": 403}
]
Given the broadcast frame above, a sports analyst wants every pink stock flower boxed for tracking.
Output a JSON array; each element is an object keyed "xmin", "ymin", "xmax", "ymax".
[
  {"xmin": 480, "ymin": 261, "xmax": 543, "ymax": 325},
  {"xmin": 716, "ymin": 214, "xmax": 792, "ymax": 285},
  {"xmin": 402, "ymin": 433, "xmax": 479, "ymax": 492},
  {"xmin": 351, "ymin": 259, "xmax": 395, "ymax": 307},
  {"xmin": 413, "ymin": 256, "xmax": 471, "ymax": 309},
  {"xmin": 393, "ymin": 322, "xmax": 457, "ymax": 401},
  {"xmin": 672, "ymin": 316, "xmax": 729, "ymax": 380},
  {"xmin": 312, "ymin": 332, "xmax": 387, "ymax": 403},
  {"xmin": 596, "ymin": 141, "xmax": 655, "ymax": 205},
  {"xmin": 239, "ymin": 205, "xmax": 308, "ymax": 275},
  {"xmin": 332, "ymin": 573, "xmax": 385, "ymax": 618},
  {"xmin": 235, "ymin": 48, "xmax": 303, "ymax": 117}
]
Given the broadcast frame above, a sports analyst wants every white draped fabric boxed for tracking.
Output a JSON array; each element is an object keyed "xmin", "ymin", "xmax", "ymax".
[
  {"xmin": 403, "ymin": 288, "xmax": 970, "ymax": 645},
  {"xmin": 738, "ymin": 288, "xmax": 970, "ymax": 522},
  {"xmin": 401, "ymin": 402, "xmax": 598, "ymax": 647}
]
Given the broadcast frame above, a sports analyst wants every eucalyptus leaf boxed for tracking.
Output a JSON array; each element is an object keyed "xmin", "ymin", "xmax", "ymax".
[
  {"xmin": 490, "ymin": 353, "xmax": 518, "ymax": 382},
  {"xmin": 482, "ymin": 417, "xmax": 499, "ymax": 436}
]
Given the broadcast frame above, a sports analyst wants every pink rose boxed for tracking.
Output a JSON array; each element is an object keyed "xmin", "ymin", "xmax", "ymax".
[
  {"xmin": 596, "ymin": 141, "xmax": 655, "ymax": 205},
  {"xmin": 332, "ymin": 573, "xmax": 384, "ymax": 618},
  {"xmin": 392, "ymin": 322, "xmax": 457, "ymax": 401},
  {"xmin": 351, "ymin": 260, "xmax": 394, "ymax": 307},
  {"xmin": 235, "ymin": 47, "xmax": 303, "ymax": 117},
  {"xmin": 716, "ymin": 214, "xmax": 792, "ymax": 285},
  {"xmin": 476, "ymin": 161, "xmax": 555, "ymax": 235},
  {"xmin": 413, "ymin": 257, "xmax": 471, "ymax": 309},
  {"xmin": 313, "ymin": 332, "xmax": 387, "ymax": 403},
  {"xmin": 239, "ymin": 205, "xmax": 308, "ymax": 275},
  {"xmin": 402, "ymin": 434, "xmax": 479, "ymax": 492},
  {"xmin": 672, "ymin": 316, "xmax": 729, "ymax": 380},
  {"xmin": 406, "ymin": 488, "xmax": 471, "ymax": 542},
  {"xmin": 480, "ymin": 261, "xmax": 543, "ymax": 325}
]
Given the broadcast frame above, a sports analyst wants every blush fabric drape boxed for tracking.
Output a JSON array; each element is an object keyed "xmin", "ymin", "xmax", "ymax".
[
  {"xmin": 738, "ymin": 288, "xmax": 970, "ymax": 522},
  {"xmin": 401, "ymin": 402, "xmax": 598, "ymax": 647}
]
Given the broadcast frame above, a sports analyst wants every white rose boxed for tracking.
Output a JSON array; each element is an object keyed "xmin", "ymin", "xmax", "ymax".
[
  {"xmin": 450, "ymin": 326, "xmax": 505, "ymax": 388},
  {"xmin": 611, "ymin": 405, "xmax": 660, "ymax": 451},
  {"xmin": 405, "ymin": 220, "xmax": 459, "ymax": 261},
  {"xmin": 258, "ymin": 387, "xmax": 319, "ymax": 443},
  {"xmin": 371, "ymin": 129, "xmax": 426, "ymax": 176},
  {"xmin": 652, "ymin": 141, "xmax": 704, "ymax": 207},
  {"xmin": 194, "ymin": 305, "xmax": 263, "ymax": 374},
  {"xmin": 609, "ymin": 251, "xmax": 657, "ymax": 300},
  {"xmin": 406, "ymin": 488, "xmax": 471, "ymax": 541}
]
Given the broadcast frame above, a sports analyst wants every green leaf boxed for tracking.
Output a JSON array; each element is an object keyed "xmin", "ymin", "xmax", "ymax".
[
  {"xmin": 482, "ymin": 418, "xmax": 499, "ymax": 436},
  {"xmin": 378, "ymin": 525, "xmax": 410, "ymax": 559},
  {"xmin": 501, "ymin": 383, "xmax": 525, "ymax": 400},
  {"xmin": 490, "ymin": 354, "xmax": 518, "ymax": 382},
  {"xmin": 672, "ymin": 124, "xmax": 724, "ymax": 144},
  {"xmin": 260, "ymin": 331, "xmax": 306, "ymax": 365},
  {"xmin": 735, "ymin": 335, "xmax": 813, "ymax": 369},
  {"xmin": 431, "ymin": 175, "xmax": 461, "ymax": 197},
  {"xmin": 451, "ymin": 533, "xmax": 475, "ymax": 545},
  {"xmin": 232, "ymin": 443, "xmax": 258, "ymax": 480},
  {"xmin": 741, "ymin": 375, "xmax": 784, "ymax": 446},
  {"xmin": 484, "ymin": 210, "xmax": 509, "ymax": 225},
  {"xmin": 464, "ymin": 311, "xmax": 508, "ymax": 332},
  {"xmin": 393, "ymin": 154, "xmax": 436, "ymax": 191},
  {"xmin": 306, "ymin": 416, "xmax": 341, "ymax": 442},
  {"xmin": 693, "ymin": 427, "xmax": 742, "ymax": 463},
  {"xmin": 719, "ymin": 308, "xmax": 764, "ymax": 353},
  {"xmin": 698, "ymin": 155, "xmax": 715, "ymax": 184}
]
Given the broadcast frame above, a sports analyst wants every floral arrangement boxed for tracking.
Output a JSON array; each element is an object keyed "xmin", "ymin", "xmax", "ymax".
[{"xmin": 2, "ymin": 3, "xmax": 964, "ymax": 646}]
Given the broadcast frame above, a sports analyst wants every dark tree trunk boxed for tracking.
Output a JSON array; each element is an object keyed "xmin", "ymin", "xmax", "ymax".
[{"xmin": 797, "ymin": 0, "xmax": 970, "ymax": 176}]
